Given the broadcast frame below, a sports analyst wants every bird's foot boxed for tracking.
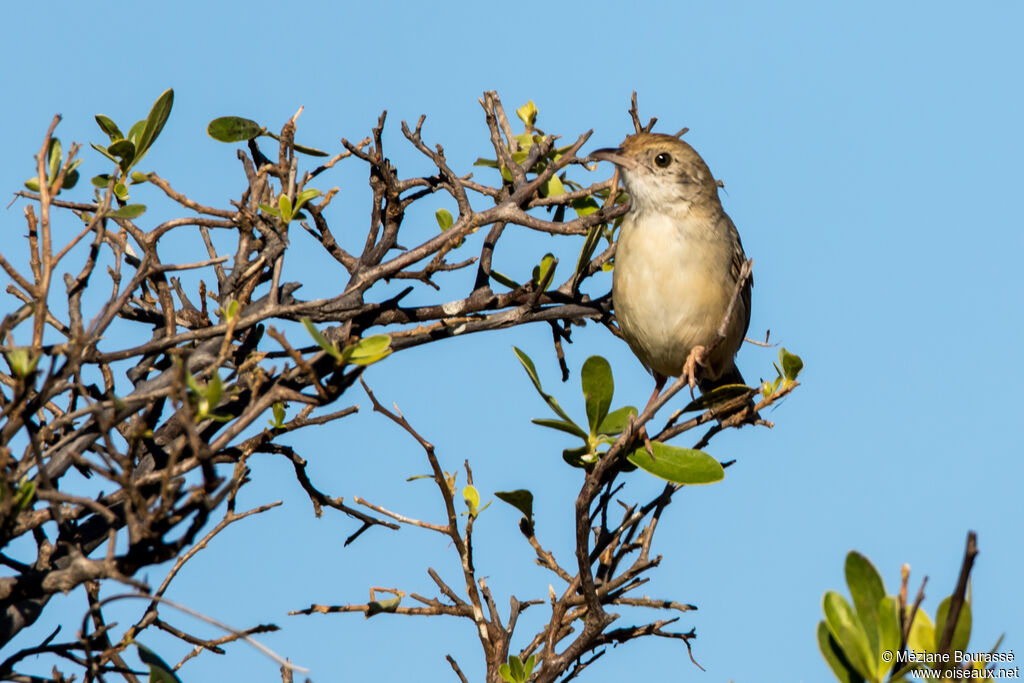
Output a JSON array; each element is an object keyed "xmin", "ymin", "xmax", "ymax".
[{"xmin": 682, "ymin": 345, "xmax": 708, "ymax": 397}]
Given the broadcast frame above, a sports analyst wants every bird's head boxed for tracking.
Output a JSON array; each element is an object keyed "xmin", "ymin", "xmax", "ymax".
[{"xmin": 589, "ymin": 133, "xmax": 717, "ymax": 212}]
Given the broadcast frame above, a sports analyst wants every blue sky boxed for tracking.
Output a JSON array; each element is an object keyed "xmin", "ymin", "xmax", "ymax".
[{"xmin": 2, "ymin": 2, "xmax": 1022, "ymax": 681}]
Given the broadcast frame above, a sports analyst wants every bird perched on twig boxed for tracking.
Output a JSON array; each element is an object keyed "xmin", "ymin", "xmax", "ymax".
[{"xmin": 590, "ymin": 132, "xmax": 753, "ymax": 410}]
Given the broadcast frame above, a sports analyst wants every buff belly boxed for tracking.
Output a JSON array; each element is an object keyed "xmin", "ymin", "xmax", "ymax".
[{"xmin": 612, "ymin": 211, "xmax": 739, "ymax": 380}]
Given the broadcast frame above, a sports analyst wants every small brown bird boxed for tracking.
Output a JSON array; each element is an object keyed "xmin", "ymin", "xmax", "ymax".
[{"xmin": 590, "ymin": 133, "xmax": 752, "ymax": 402}]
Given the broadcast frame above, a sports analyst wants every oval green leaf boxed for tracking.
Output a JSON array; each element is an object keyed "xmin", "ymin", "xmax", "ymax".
[
  {"xmin": 509, "ymin": 654, "xmax": 525, "ymax": 681},
  {"xmin": 435, "ymin": 207, "xmax": 454, "ymax": 231},
  {"xmin": 906, "ymin": 606, "xmax": 934, "ymax": 654},
  {"xmin": 63, "ymin": 169, "xmax": 80, "ymax": 190},
  {"xmin": 347, "ymin": 335, "xmax": 392, "ymax": 365},
  {"xmin": 531, "ymin": 253, "xmax": 556, "ymax": 290},
  {"xmin": 463, "ymin": 485, "xmax": 480, "ymax": 517},
  {"xmin": 823, "ymin": 591, "xmax": 875, "ymax": 680},
  {"xmin": 207, "ymin": 115, "xmax": 263, "ymax": 143},
  {"xmin": 531, "ymin": 418, "xmax": 587, "ymax": 439},
  {"xmin": 845, "ymin": 551, "xmax": 886, "ymax": 658},
  {"xmin": 136, "ymin": 88, "xmax": 174, "ymax": 157},
  {"xmin": 495, "ymin": 490, "xmax": 533, "ymax": 521},
  {"xmin": 626, "ymin": 442, "xmax": 724, "ymax": 485},
  {"xmin": 107, "ymin": 138, "xmax": 136, "ymax": 161},
  {"xmin": 580, "ymin": 355, "xmax": 613, "ymax": 433},
  {"xmin": 490, "ymin": 269, "xmax": 520, "ymax": 289},
  {"xmin": 878, "ymin": 596, "xmax": 900, "ymax": 679},
  {"xmin": 95, "ymin": 114, "xmax": 123, "ymax": 140},
  {"xmin": 817, "ymin": 621, "xmax": 866, "ymax": 683},
  {"xmin": 597, "ymin": 405, "xmax": 637, "ymax": 436},
  {"xmin": 109, "ymin": 204, "xmax": 146, "ymax": 219},
  {"xmin": 780, "ymin": 347, "xmax": 804, "ymax": 381}
]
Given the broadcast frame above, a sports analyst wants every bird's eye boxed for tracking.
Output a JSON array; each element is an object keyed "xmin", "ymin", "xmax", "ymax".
[{"xmin": 654, "ymin": 152, "xmax": 672, "ymax": 168}]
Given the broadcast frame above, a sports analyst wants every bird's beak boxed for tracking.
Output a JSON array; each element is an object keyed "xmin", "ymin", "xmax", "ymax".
[{"xmin": 588, "ymin": 147, "xmax": 636, "ymax": 170}]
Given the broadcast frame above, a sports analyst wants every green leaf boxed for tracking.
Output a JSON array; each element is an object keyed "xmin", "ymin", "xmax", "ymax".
[
  {"xmin": 206, "ymin": 371, "xmax": 223, "ymax": 408},
  {"xmin": 463, "ymin": 485, "xmax": 480, "ymax": 518},
  {"xmin": 263, "ymin": 130, "xmax": 329, "ymax": 156},
  {"xmin": 136, "ymin": 643, "xmax": 182, "ymax": 683},
  {"xmin": 107, "ymin": 138, "xmax": 136, "ymax": 163},
  {"xmin": 4, "ymin": 348, "xmax": 39, "ymax": 379},
  {"xmin": 90, "ymin": 142, "xmax": 118, "ymax": 164},
  {"xmin": 63, "ymin": 169, "xmax": 80, "ymax": 190},
  {"xmin": 572, "ymin": 196, "xmax": 600, "ymax": 217},
  {"xmin": 780, "ymin": 347, "xmax": 804, "ymax": 382},
  {"xmin": 680, "ymin": 384, "xmax": 753, "ymax": 413},
  {"xmin": 562, "ymin": 445, "xmax": 598, "ymax": 468},
  {"xmin": 626, "ymin": 442, "xmax": 724, "ymax": 485},
  {"xmin": 597, "ymin": 405, "xmax": 637, "ymax": 435},
  {"xmin": 845, "ymin": 551, "xmax": 886, "ymax": 662},
  {"xmin": 542, "ymin": 174, "xmax": 565, "ymax": 198},
  {"xmin": 531, "ymin": 417, "xmax": 588, "ymax": 439},
  {"xmin": 818, "ymin": 620, "xmax": 867, "ymax": 683},
  {"xmin": 108, "ymin": 204, "xmax": 146, "ymax": 219},
  {"xmin": 522, "ymin": 655, "xmax": 537, "ymax": 679},
  {"xmin": 344, "ymin": 334, "xmax": 392, "ymax": 366},
  {"xmin": 23, "ymin": 178, "xmax": 40, "ymax": 192},
  {"xmin": 366, "ymin": 596, "xmax": 401, "ymax": 617},
  {"xmin": 294, "ymin": 188, "xmax": 321, "ymax": 211},
  {"xmin": 512, "ymin": 346, "xmax": 575, "ymax": 424},
  {"xmin": 516, "ymin": 100, "xmax": 538, "ymax": 128},
  {"xmin": 490, "ymin": 270, "xmax": 520, "ymax": 290},
  {"xmin": 114, "ymin": 183, "xmax": 129, "ymax": 200},
  {"xmin": 906, "ymin": 607, "xmax": 934, "ymax": 654},
  {"xmin": 580, "ymin": 356, "xmax": 613, "ymax": 434},
  {"xmin": 91, "ymin": 174, "xmax": 112, "ymax": 188},
  {"xmin": 270, "ymin": 401, "xmax": 286, "ymax": 428},
  {"xmin": 135, "ymin": 88, "xmax": 174, "ymax": 158},
  {"xmin": 130, "ymin": 171, "xmax": 150, "ymax": 184},
  {"xmin": 877, "ymin": 596, "xmax": 900, "ymax": 679},
  {"xmin": 301, "ymin": 317, "xmax": 342, "ymax": 361},
  {"xmin": 514, "ymin": 133, "xmax": 534, "ymax": 151},
  {"xmin": 531, "ymin": 253, "xmax": 556, "ymax": 290},
  {"xmin": 207, "ymin": 115, "xmax": 262, "ymax": 142},
  {"xmin": 435, "ymin": 208, "xmax": 454, "ymax": 231},
  {"xmin": 574, "ymin": 223, "xmax": 602, "ymax": 282},
  {"xmin": 495, "ymin": 489, "xmax": 533, "ymax": 521},
  {"xmin": 13, "ymin": 477, "xmax": 35, "ymax": 511},
  {"xmin": 278, "ymin": 194, "xmax": 293, "ymax": 223},
  {"xmin": 258, "ymin": 203, "xmax": 282, "ymax": 218},
  {"xmin": 293, "ymin": 141, "xmax": 330, "ymax": 157},
  {"xmin": 823, "ymin": 591, "xmax": 875, "ymax": 680},
  {"xmin": 934, "ymin": 597, "xmax": 971, "ymax": 656},
  {"xmin": 499, "ymin": 663, "xmax": 514, "ymax": 683},
  {"xmin": 47, "ymin": 138, "xmax": 62, "ymax": 180},
  {"xmin": 95, "ymin": 114, "xmax": 123, "ymax": 140},
  {"xmin": 509, "ymin": 654, "xmax": 525, "ymax": 681},
  {"xmin": 126, "ymin": 119, "xmax": 146, "ymax": 145},
  {"xmin": 473, "ymin": 157, "xmax": 500, "ymax": 168}
]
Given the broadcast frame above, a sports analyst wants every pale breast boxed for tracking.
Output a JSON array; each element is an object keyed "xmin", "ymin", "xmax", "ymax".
[{"xmin": 612, "ymin": 210, "xmax": 738, "ymax": 379}]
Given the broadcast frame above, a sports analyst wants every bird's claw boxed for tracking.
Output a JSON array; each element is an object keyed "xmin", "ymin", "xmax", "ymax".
[{"xmin": 682, "ymin": 345, "xmax": 707, "ymax": 397}]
